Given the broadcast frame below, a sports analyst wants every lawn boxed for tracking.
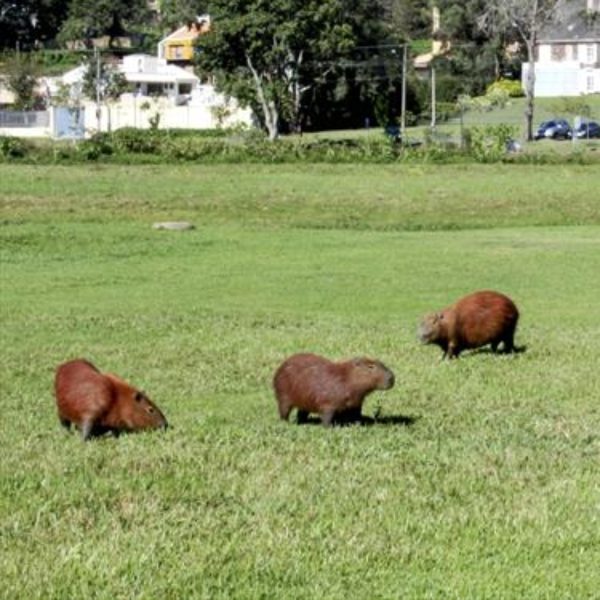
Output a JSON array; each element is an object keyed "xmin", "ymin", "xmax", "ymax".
[{"xmin": 1, "ymin": 163, "xmax": 599, "ymax": 599}]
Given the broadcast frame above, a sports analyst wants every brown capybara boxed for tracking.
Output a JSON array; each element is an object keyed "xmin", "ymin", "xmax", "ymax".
[
  {"xmin": 54, "ymin": 359, "xmax": 168, "ymax": 440},
  {"xmin": 273, "ymin": 353, "xmax": 395, "ymax": 426},
  {"xmin": 418, "ymin": 290, "xmax": 519, "ymax": 359}
]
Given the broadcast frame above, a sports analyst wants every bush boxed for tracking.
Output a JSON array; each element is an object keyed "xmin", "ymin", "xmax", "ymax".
[
  {"xmin": 0, "ymin": 136, "xmax": 28, "ymax": 159},
  {"xmin": 466, "ymin": 124, "xmax": 516, "ymax": 163},
  {"xmin": 486, "ymin": 78, "xmax": 524, "ymax": 98},
  {"xmin": 111, "ymin": 128, "xmax": 162, "ymax": 153}
]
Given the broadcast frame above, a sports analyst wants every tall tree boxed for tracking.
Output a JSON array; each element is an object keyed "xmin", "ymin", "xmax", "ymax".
[
  {"xmin": 478, "ymin": 0, "xmax": 569, "ymax": 141},
  {"xmin": 0, "ymin": 0, "xmax": 69, "ymax": 50},
  {"xmin": 197, "ymin": 0, "xmax": 384, "ymax": 139},
  {"xmin": 380, "ymin": 0, "xmax": 431, "ymax": 42},
  {"xmin": 158, "ymin": 0, "xmax": 210, "ymax": 31},
  {"xmin": 433, "ymin": 0, "xmax": 510, "ymax": 100},
  {"xmin": 58, "ymin": 0, "xmax": 150, "ymax": 48}
]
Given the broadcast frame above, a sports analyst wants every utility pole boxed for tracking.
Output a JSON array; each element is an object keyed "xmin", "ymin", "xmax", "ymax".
[
  {"xmin": 431, "ymin": 67, "xmax": 436, "ymax": 129},
  {"xmin": 400, "ymin": 43, "xmax": 408, "ymax": 143},
  {"xmin": 95, "ymin": 47, "xmax": 101, "ymax": 133}
]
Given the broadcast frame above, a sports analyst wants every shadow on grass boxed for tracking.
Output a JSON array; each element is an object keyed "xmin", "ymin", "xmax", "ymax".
[
  {"xmin": 295, "ymin": 413, "xmax": 420, "ymax": 427},
  {"xmin": 462, "ymin": 345, "xmax": 528, "ymax": 359}
]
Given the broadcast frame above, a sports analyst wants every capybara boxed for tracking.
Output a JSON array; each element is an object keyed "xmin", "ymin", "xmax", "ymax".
[
  {"xmin": 54, "ymin": 359, "xmax": 168, "ymax": 440},
  {"xmin": 273, "ymin": 353, "xmax": 395, "ymax": 426},
  {"xmin": 418, "ymin": 290, "xmax": 519, "ymax": 359}
]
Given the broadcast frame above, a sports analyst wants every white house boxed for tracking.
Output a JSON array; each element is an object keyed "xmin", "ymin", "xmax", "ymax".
[
  {"xmin": 43, "ymin": 53, "xmax": 253, "ymax": 134},
  {"xmin": 522, "ymin": 0, "xmax": 600, "ymax": 96}
]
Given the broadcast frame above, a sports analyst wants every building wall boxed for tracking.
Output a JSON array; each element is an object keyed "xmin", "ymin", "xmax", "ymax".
[
  {"xmin": 524, "ymin": 39, "xmax": 600, "ymax": 96},
  {"xmin": 82, "ymin": 92, "xmax": 253, "ymax": 133}
]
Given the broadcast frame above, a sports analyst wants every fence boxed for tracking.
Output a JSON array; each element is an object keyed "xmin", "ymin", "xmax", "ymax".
[{"xmin": 0, "ymin": 110, "xmax": 49, "ymax": 128}]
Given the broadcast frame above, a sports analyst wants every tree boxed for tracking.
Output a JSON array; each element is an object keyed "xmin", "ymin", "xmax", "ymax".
[
  {"xmin": 380, "ymin": 0, "xmax": 431, "ymax": 42},
  {"xmin": 82, "ymin": 53, "xmax": 128, "ymax": 131},
  {"xmin": 58, "ymin": 0, "xmax": 150, "ymax": 48},
  {"xmin": 197, "ymin": 0, "xmax": 384, "ymax": 140},
  {"xmin": 158, "ymin": 0, "xmax": 210, "ymax": 31},
  {"xmin": 3, "ymin": 54, "xmax": 41, "ymax": 110},
  {"xmin": 478, "ymin": 0, "xmax": 569, "ymax": 141},
  {"xmin": 431, "ymin": 0, "xmax": 513, "ymax": 102}
]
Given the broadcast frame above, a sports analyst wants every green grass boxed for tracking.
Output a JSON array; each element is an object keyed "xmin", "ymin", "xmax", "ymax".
[
  {"xmin": 1, "ymin": 163, "xmax": 599, "ymax": 599},
  {"xmin": 306, "ymin": 95, "xmax": 600, "ymax": 151}
]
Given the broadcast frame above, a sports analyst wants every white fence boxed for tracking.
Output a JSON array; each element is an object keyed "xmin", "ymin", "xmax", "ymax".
[
  {"xmin": 0, "ymin": 90, "xmax": 254, "ymax": 138},
  {"xmin": 0, "ymin": 110, "xmax": 49, "ymax": 128}
]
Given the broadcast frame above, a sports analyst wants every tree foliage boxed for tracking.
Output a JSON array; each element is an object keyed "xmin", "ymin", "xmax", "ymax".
[
  {"xmin": 157, "ymin": 0, "xmax": 210, "ymax": 31},
  {"xmin": 0, "ymin": 0, "xmax": 69, "ymax": 50},
  {"xmin": 58, "ymin": 0, "xmax": 150, "ymax": 48},
  {"xmin": 3, "ymin": 54, "xmax": 41, "ymax": 110},
  {"xmin": 196, "ymin": 0, "xmax": 385, "ymax": 139}
]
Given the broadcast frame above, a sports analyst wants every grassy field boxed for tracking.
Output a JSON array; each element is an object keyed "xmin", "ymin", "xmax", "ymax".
[
  {"xmin": 1, "ymin": 163, "xmax": 599, "ymax": 599},
  {"xmin": 308, "ymin": 95, "xmax": 600, "ymax": 150}
]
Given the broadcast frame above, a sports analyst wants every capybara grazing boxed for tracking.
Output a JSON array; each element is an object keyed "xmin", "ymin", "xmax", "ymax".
[
  {"xmin": 273, "ymin": 353, "xmax": 395, "ymax": 426},
  {"xmin": 54, "ymin": 359, "xmax": 168, "ymax": 440},
  {"xmin": 418, "ymin": 290, "xmax": 519, "ymax": 359}
]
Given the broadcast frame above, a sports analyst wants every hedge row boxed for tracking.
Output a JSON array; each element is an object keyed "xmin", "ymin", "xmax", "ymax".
[{"xmin": 1, "ymin": 127, "xmax": 599, "ymax": 165}]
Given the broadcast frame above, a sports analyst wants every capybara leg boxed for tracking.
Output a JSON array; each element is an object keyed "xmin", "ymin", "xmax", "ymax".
[
  {"xmin": 491, "ymin": 341, "xmax": 500, "ymax": 353},
  {"xmin": 320, "ymin": 409, "xmax": 336, "ymax": 428},
  {"xmin": 278, "ymin": 401, "xmax": 292, "ymax": 421},
  {"xmin": 80, "ymin": 418, "xmax": 94, "ymax": 441},
  {"xmin": 503, "ymin": 330, "xmax": 515, "ymax": 353},
  {"xmin": 447, "ymin": 343, "xmax": 459, "ymax": 359},
  {"xmin": 59, "ymin": 417, "xmax": 71, "ymax": 430},
  {"xmin": 296, "ymin": 410, "xmax": 309, "ymax": 424}
]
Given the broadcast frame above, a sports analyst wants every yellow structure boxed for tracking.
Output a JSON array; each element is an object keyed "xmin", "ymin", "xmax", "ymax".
[{"xmin": 158, "ymin": 17, "xmax": 210, "ymax": 63}]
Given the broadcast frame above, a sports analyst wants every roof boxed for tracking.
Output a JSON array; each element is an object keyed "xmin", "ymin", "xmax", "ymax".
[
  {"xmin": 120, "ymin": 54, "xmax": 198, "ymax": 83},
  {"xmin": 58, "ymin": 55, "xmax": 198, "ymax": 88},
  {"xmin": 539, "ymin": 1, "xmax": 600, "ymax": 42},
  {"xmin": 161, "ymin": 17, "xmax": 210, "ymax": 43}
]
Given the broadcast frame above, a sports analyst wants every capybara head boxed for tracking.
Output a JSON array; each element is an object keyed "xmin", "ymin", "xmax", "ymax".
[
  {"xmin": 418, "ymin": 312, "xmax": 446, "ymax": 345},
  {"xmin": 130, "ymin": 390, "xmax": 168, "ymax": 430},
  {"xmin": 104, "ymin": 376, "xmax": 168, "ymax": 431},
  {"xmin": 348, "ymin": 357, "xmax": 395, "ymax": 391}
]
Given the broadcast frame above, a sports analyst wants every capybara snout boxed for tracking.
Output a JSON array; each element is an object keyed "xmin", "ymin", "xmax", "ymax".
[
  {"xmin": 55, "ymin": 359, "xmax": 168, "ymax": 440},
  {"xmin": 273, "ymin": 353, "xmax": 395, "ymax": 427},
  {"xmin": 417, "ymin": 313, "xmax": 443, "ymax": 345}
]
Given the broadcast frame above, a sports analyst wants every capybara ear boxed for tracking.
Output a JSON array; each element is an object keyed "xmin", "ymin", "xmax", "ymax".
[{"xmin": 135, "ymin": 391, "xmax": 144, "ymax": 402}]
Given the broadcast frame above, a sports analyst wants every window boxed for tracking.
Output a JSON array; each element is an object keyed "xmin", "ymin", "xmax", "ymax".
[
  {"xmin": 572, "ymin": 44, "xmax": 578, "ymax": 61},
  {"xmin": 587, "ymin": 75, "xmax": 595, "ymax": 92},
  {"xmin": 586, "ymin": 44, "xmax": 595, "ymax": 63},
  {"xmin": 551, "ymin": 44, "xmax": 566, "ymax": 61}
]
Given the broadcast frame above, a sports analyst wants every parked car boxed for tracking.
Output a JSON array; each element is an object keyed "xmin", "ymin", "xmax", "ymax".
[
  {"xmin": 569, "ymin": 120, "xmax": 600, "ymax": 139},
  {"xmin": 533, "ymin": 119, "xmax": 572, "ymax": 140}
]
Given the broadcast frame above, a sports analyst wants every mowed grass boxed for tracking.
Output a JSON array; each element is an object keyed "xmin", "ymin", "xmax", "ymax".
[{"xmin": 1, "ymin": 163, "xmax": 599, "ymax": 599}]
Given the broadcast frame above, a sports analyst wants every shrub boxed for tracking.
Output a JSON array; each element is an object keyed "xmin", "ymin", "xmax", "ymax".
[
  {"xmin": 0, "ymin": 136, "xmax": 28, "ymax": 159},
  {"xmin": 486, "ymin": 78, "xmax": 524, "ymax": 98},
  {"xmin": 111, "ymin": 128, "xmax": 162, "ymax": 153},
  {"xmin": 466, "ymin": 124, "xmax": 516, "ymax": 163}
]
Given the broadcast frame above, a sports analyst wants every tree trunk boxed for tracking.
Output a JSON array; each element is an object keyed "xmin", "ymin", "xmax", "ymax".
[
  {"xmin": 246, "ymin": 54, "xmax": 279, "ymax": 141},
  {"xmin": 524, "ymin": 39, "xmax": 536, "ymax": 142}
]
